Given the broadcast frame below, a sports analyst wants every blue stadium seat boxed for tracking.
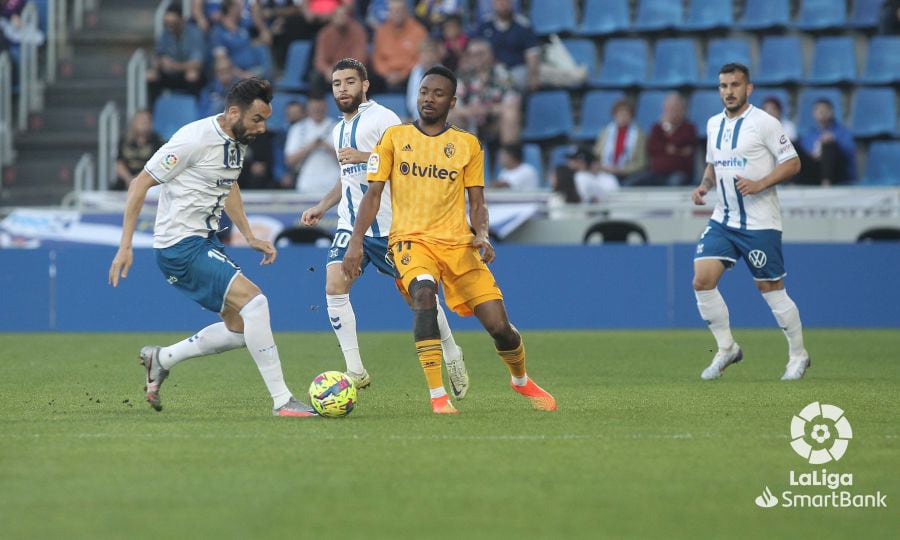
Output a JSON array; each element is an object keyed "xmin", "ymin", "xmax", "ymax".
[
  {"xmin": 705, "ymin": 38, "xmax": 753, "ymax": 86},
  {"xmin": 574, "ymin": 90, "xmax": 625, "ymax": 141},
  {"xmin": 807, "ymin": 37, "xmax": 857, "ymax": 85},
  {"xmin": 635, "ymin": 90, "xmax": 669, "ymax": 132},
  {"xmin": 689, "ymin": 90, "xmax": 723, "ymax": 135},
  {"xmin": 596, "ymin": 39, "xmax": 649, "ymax": 87},
  {"xmin": 797, "ymin": 87, "xmax": 844, "ymax": 133},
  {"xmin": 326, "ymin": 96, "xmax": 341, "ymax": 120},
  {"xmin": 736, "ymin": 0, "xmax": 790, "ymax": 30},
  {"xmin": 650, "ymin": 38, "xmax": 700, "ymax": 87},
  {"xmin": 549, "ymin": 144, "xmax": 577, "ymax": 169},
  {"xmin": 578, "ymin": 0, "xmax": 630, "ymax": 36},
  {"xmin": 277, "ymin": 40, "xmax": 312, "ymax": 91},
  {"xmin": 268, "ymin": 92, "xmax": 305, "ymax": 134},
  {"xmin": 682, "ymin": 0, "xmax": 733, "ymax": 31},
  {"xmin": 530, "ymin": 0, "xmax": 577, "ymax": 36},
  {"xmin": 749, "ymin": 87, "xmax": 792, "ymax": 119},
  {"xmin": 862, "ymin": 36, "xmax": 900, "ymax": 84},
  {"xmin": 755, "ymin": 36, "xmax": 804, "ymax": 84},
  {"xmin": 850, "ymin": 88, "xmax": 897, "ymax": 138},
  {"xmin": 374, "ymin": 94, "xmax": 409, "ymax": 118},
  {"xmin": 521, "ymin": 91, "xmax": 574, "ymax": 141},
  {"xmin": 862, "ymin": 142, "xmax": 900, "ymax": 185},
  {"xmin": 794, "ymin": 0, "xmax": 847, "ymax": 30},
  {"xmin": 849, "ymin": 0, "xmax": 884, "ymax": 28},
  {"xmin": 633, "ymin": 0, "xmax": 683, "ymax": 32},
  {"xmin": 153, "ymin": 94, "xmax": 200, "ymax": 140},
  {"xmin": 562, "ymin": 39, "xmax": 598, "ymax": 86}
]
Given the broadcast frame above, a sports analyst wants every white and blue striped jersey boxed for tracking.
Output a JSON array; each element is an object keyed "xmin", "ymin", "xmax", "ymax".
[
  {"xmin": 145, "ymin": 116, "xmax": 246, "ymax": 248},
  {"xmin": 706, "ymin": 105, "xmax": 798, "ymax": 231},
  {"xmin": 331, "ymin": 100, "xmax": 401, "ymax": 237}
]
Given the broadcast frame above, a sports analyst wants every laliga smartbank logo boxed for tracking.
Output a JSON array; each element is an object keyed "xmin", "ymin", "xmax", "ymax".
[{"xmin": 754, "ymin": 402, "xmax": 887, "ymax": 510}]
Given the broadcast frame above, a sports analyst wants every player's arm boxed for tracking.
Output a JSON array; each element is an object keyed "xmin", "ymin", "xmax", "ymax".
[
  {"xmin": 224, "ymin": 182, "xmax": 277, "ymax": 265},
  {"xmin": 692, "ymin": 163, "xmax": 716, "ymax": 205},
  {"xmin": 108, "ymin": 170, "xmax": 158, "ymax": 287},
  {"xmin": 301, "ymin": 178, "xmax": 343, "ymax": 226},
  {"xmin": 467, "ymin": 186, "xmax": 495, "ymax": 264},
  {"xmin": 341, "ymin": 181, "xmax": 385, "ymax": 279},
  {"xmin": 337, "ymin": 148, "xmax": 370, "ymax": 165},
  {"xmin": 736, "ymin": 156, "xmax": 800, "ymax": 196}
]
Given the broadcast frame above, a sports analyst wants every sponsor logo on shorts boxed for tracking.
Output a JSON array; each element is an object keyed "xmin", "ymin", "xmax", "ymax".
[
  {"xmin": 166, "ymin": 275, "xmax": 178, "ymax": 284},
  {"xmin": 401, "ymin": 253, "xmax": 411, "ymax": 265},
  {"xmin": 748, "ymin": 249, "xmax": 767, "ymax": 268}
]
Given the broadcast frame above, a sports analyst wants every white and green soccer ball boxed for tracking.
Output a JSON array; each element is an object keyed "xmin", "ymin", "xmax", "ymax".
[{"xmin": 308, "ymin": 371, "xmax": 357, "ymax": 418}]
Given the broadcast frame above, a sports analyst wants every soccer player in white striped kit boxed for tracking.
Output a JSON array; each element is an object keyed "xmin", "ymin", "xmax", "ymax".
[
  {"xmin": 301, "ymin": 59, "xmax": 469, "ymax": 397},
  {"xmin": 692, "ymin": 63, "xmax": 811, "ymax": 381}
]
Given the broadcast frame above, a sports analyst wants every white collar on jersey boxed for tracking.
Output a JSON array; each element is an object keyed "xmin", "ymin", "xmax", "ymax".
[
  {"xmin": 723, "ymin": 103, "xmax": 755, "ymax": 123},
  {"xmin": 211, "ymin": 115, "xmax": 237, "ymax": 142},
  {"xmin": 341, "ymin": 100, "xmax": 375, "ymax": 124}
]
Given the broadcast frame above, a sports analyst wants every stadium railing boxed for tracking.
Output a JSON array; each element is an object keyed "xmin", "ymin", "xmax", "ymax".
[
  {"xmin": 17, "ymin": 2, "xmax": 43, "ymax": 132},
  {"xmin": 70, "ymin": 153, "xmax": 95, "ymax": 200},
  {"xmin": 0, "ymin": 52, "xmax": 14, "ymax": 170},
  {"xmin": 97, "ymin": 101, "xmax": 119, "ymax": 192},
  {"xmin": 127, "ymin": 49, "xmax": 148, "ymax": 121},
  {"xmin": 45, "ymin": 0, "xmax": 68, "ymax": 85}
]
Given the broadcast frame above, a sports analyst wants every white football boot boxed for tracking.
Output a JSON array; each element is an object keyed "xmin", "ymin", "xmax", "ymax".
[{"xmin": 700, "ymin": 343, "xmax": 743, "ymax": 380}]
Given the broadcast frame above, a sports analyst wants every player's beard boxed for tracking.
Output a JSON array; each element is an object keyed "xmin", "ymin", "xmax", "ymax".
[
  {"xmin": 336, "ymin": 91, "xmax": 364, "ymax": 114},
  {"xmin": 418, "ymin": 105, "xmax": 446, "ymax": 126},
  {"xmin": 231, "ymin": 115, "xmax": 256, "ymax": 145},
  {"xmin": 724, "ymin": 93, "xmax": 747, "ymax": 114}
]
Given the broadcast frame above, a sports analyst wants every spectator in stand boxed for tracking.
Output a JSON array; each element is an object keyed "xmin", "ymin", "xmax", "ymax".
[
  {"xmin": 285, "ymin": 99, "xmax": 306, "ymax": 129},
  {"xmin": 592, "ymin": 98, "xmax": 647, "ymax": 185},
  {"xmin": 493, "ymin": 144, "xmax": 539, "ymax": 190},
  {"xmin": 252, "ymin": 1, "xmax": 311, "ymax": 69},
  {"xmin": 114, "ymin": 110, "xmax": 163, "ymax": 191},
  {"xmin": 371, "ymin": 0, "xmax": 428, "ymax": 93},
  {"xmin": 798, "ymin": 99, "xmax": 856, "ymax": 186},
  {"xmin": 365, "ymin": 0, "xmax": 391, "ymax": 29},
  {"xmin": 198, "ymin": 55, "xmax": 240, "ymax": 117},
  {"xmin": 283, "ymin": 94, "xmax": 339, "ymax": 193},
  {"xmin": 406, "ymin": 38, "xmax": 444, "ymax": 121},
  {"xmin": 414, "ymin": 0, "xmax": 465, "ymax": 27},
  {"xmin": 628, "ymin": 93, "xmax": 696, "ymax": 186},
  {"xmin": 146, "ymin": 5, "xmax": 205, "ymax": 101},
  {"xmin": 453, "ymin": 39, "xmax": 521, "ymax": 153},
  {"xmin": 475, "ymin": 0, "xmax": 540, "ymax": 91},
  {"xmin": 312, "ymin": 4, "xmax": 368, "ymax": 93},
  {"xmin": 880, "ymin": 0, "xmax": 900, "ymax": 34},
  {"xmin": 239, "ymin": 130, "xmax": 277, "ymax": 189},
  {"xmin": 439, "ymin": 13, "xmax": 467, "ymax": 72},
  {"xmin": 761, "ymin": 96, "xmax": 797, "ymax": 141},
  {"xmin": 563, "ymin": 146, "xmax": 620, "ymax": 203},
  {"xmin": 210, "ymin": 0, "xmax": 272, "ymax": 78}
]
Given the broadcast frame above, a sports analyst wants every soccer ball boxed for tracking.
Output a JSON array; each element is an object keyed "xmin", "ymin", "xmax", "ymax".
[{"xmin": 308, "ymin": 371, "xmax": 357, "ymax": 418}]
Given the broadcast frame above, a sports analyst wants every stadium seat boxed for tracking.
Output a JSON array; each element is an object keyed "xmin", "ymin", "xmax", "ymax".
[
  {"xmin": 596, "ymin": 39, "xmax": 649, "ymax": 87},
  {"xmin": 749, "ymin": 87, "xmax": 792, "ymax": 118},
  {"xmin": 650, "ymin": 38, "xmax": 701, "ymax": 88},
  {"xmin": 635, "ymin": 90, "xmax": 669, "ymax": 132},
  {"xmin": 578, "ymin": 0, "xmax": 629, "ymax": 36},
  {"xmin": 562, "ymin": 39, "xmax": 598, "ymax": 86},
  {"xmin": 633, "ymin": 0, "xmax": 683, "ymax": 32},
  {"xmin": 850, "ymin": 88, "xmax": 897, "ymax": 138},
  {"xmin": 374, "ymin": 94, "xmax": 408, "ymax": 118},
  {"xmin": 277, "ymin": 40, "xmax": 312, "ymax": 91},
  {"xmin": 862, "ymin": 36, "xmax": 900, "ymax": 84},
  {"xmin": 549, "ymin": 144, "xmax": 577, "ymax": 169},
  {"xmin": 529, "ymin": 0, "xmax": 577, "ymax": 36},
  {"xmin": 807, "ymin": 37, "xmax": 857, "ymax": 85},
  {"xmin": 268, "ymin": 92, "xmax": 305, "ymax": 134},
  {"xmin": 755, "ymin": 36, "xmax": 804, "ymax": 84},
  {"xmin": 796, "ymin": 87, "xmax": 844, "ymax": 133},
  {"xmin": 794, "ymin": 0, "xmax": 847, "ymax": 31},
  {"xmin": 705, "ymin": 38, "xmax": 753, "ymax": 86},
  {"xmin": 736, "ymin": 0, "xmax": 790, "ymax": 30},
  {"xmin": 521, "ymin": 91, "xmax": 574, "ymax": 141},
  {"xmin": 849, "ymin": 0, "xmax": 884, "ymax": 28},
  {"xmin": 689, "ymin": 90, "xmax": 723, "ymax": 135},
  {"xmin": 583, "ymin": 221, "xmax": 648, "ymax": 244},
  {"xmin": 574, "ymin": 90, "xmax": 625, "ymax": 141},
  {"xmin": 682, "ymin": 0, "xmax": 733, "ymax": 31},
  {"xmin": 861, "ymin": 141, "xmax": 900, "ymax": 185},
  {"xmin": 153, "ymin": 94, "xmax": 200, "ymax": 140}
]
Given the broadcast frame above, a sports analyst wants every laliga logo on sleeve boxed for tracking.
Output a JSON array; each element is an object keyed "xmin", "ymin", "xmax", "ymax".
[
  {"xmin": 790, "ymin": 402, "xmax": 852, "ymax": 464},
  {"xmin": 161, "ymin": 154, "xmax": 178, "ymax": 171},
  {"xmin": 367, "ymin": 153, "xmax": 380, "ymax": 174}
]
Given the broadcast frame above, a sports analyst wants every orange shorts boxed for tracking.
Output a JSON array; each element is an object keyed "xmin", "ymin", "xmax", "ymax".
[{"xmin": 391, "ymin": 240, "xmax": 503, "ymax": 317}]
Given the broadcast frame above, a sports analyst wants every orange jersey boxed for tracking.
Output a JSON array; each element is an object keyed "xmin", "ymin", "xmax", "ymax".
[{"xmin": 367, "ymin": 123, "xmax": 484, "ymax": 246}]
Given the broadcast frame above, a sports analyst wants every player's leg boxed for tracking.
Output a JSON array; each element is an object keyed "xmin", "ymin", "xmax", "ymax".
[
  {"xmin": 694, "ymin": 222, "xmax": 743, "ymax": 379},
  {"xmin": 225, "ymin": 274, "xmax": 315, "ymax": 416},
  {"xmin": 155, "ymin": 310, "xmax": 247, "ymax": 371},
  {"xmin": 324, "ymin": 261, "xmax": 369, "ymax": 387},
  {"xmin": 407, "ymin": 275, "xmax": 456, "ymax": 414},
  {"xmin": 472, "ymin": 299, "xmax": 556, "ymax": 411}
]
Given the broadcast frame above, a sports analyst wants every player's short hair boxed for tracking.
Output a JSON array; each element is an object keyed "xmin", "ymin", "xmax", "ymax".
[
  {"xmin": 332, "ymin": 58, "xmax": 368, "ymax": 81},
  {"xmin": 423, "ymin": 65, "xmax": 457, "ymax": 96},
  {"xmin": 225, "ymin": 77, "xmax": 273, "ymax": 110},
  {"xmin": 719, "ymin": 63, "xmax": 751, "ymax": 82}
]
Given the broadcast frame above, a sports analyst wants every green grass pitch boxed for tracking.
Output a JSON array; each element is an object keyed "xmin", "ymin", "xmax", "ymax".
[{"xmin": 1, "ymin": 330, "xmax": 897, "ymax": 539}]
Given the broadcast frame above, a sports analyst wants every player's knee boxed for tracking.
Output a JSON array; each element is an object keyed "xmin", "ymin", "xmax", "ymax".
[
  {"xmin": 239, "ymin": 293, "xmax": 269, "ymax": 317},
  {"xmin": 484, "ymin": 318, "xmax": 515, "ymax": 342},
  {"xmin": 692, "ymin": 275, "xmax": 715, "ymax": 291},
  {"xmin": 407, "ymin": 276, "xmax": 437, "ymax": 310},
  {"xmin": 221, "ymin": 308, "xmax": 245, "ymax": 333}
]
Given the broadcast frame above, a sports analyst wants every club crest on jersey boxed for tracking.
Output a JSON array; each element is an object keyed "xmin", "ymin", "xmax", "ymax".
[
  {"xmin": 226, "ymin": 144, "xmax": 242, "ymax": 168},
  {"xmin": 444, "ymin": 143, "xmax": 455, "ymax": 158},
  {"xmin": 161, "ymin": 154, "xmax": 178, "ymax": 171},
  {"xmin": 367, "ymin": 152, "xmax": 380, "ymax": 173},
  {"xmin": 400, "ymin": 253, "xmax": 411, "ymax": 265}
]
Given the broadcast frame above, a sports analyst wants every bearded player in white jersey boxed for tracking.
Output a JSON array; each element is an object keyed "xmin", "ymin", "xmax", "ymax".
[
  {"xmin": 300, "ymin": 58, "xmax": 469, "ymax": 397},
  {"xmin": 693, "ymin": 63, "xmax": 811, "ymax": 381},
  {"xmin": 109, "ymin": 78, "xmax": 317, "ymax": 417}
]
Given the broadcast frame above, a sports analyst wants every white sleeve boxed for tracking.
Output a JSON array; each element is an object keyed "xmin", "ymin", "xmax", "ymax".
[
  {"xmin": 762, "ymin": 116, "xmax": 798, "ymax": 164},
  {"xmin": 381, "ymin": 108, "xmax": 402, "ymax": 132},
  {"xmin": 144, "ymin": 130, "xmax": 202, "ymax": 183}
]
